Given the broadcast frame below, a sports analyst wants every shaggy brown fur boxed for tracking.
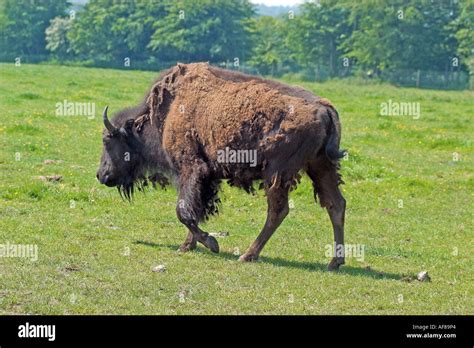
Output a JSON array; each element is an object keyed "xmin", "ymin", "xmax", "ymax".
[{"xmin": 97, "ymin": 62, "xmax": 346, "ymax": 270}]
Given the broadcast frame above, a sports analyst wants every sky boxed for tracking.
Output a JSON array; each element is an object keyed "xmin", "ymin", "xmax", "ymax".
[{"xmin": 250, "ymin": 0, "xmax": 304, "ymax": 6}]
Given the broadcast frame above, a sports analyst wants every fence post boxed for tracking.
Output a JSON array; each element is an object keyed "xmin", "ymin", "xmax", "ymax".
[{"xmin": 416, "ymin": 69, "xmax": 420, "ymax": 88}]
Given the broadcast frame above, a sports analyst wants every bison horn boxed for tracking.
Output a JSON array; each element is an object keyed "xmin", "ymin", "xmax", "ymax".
[{"xmin": 102, "ymin": 106, "xmax": 117, "ymax": 134}]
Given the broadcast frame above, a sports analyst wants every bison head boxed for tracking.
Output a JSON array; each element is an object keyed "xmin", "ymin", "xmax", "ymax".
[{"xmin": 97, "ymin": 106, "xmax": 145, "ymax": 198}]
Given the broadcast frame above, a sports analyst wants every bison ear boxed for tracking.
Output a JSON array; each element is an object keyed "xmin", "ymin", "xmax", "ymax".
[
  {"xmin": 124, "ymin": 119, "xmax": 135, "ymax": 131},
  {"xmin": 119, "ymin": 119, "xmax": 135, "ymax": 137}
]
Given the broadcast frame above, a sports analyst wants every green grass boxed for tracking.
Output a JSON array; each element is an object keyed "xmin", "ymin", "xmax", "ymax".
[{"xmin": 0, "ymin": 63, "xmax": 472, "ymax": 314}]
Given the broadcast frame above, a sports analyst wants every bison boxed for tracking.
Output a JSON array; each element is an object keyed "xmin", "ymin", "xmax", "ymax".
[{"xmin": 97, "ymin": 63, "xmax": 346, "ymax": 270}]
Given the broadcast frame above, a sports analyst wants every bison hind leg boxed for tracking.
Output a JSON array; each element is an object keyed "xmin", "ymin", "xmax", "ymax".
[{"xmin": 306, "ymin": 157, "xmax": 346, "ymax": 271}]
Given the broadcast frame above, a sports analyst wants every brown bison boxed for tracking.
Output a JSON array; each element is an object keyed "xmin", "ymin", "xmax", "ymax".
[{"xmin": 97, "ymin": 63, "xmax": 346, "ymax": 270}]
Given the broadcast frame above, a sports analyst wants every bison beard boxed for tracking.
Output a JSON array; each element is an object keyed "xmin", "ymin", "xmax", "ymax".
[
  {"xmin": 97, "ymin": 63, "xmax": 347, "ymax": 271},
  {"xmin": 117, "ymin": 174, "xmax": 170, "ymax": 201}
]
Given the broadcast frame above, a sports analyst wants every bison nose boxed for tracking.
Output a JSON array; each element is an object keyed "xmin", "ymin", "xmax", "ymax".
[
  {"xmin": 96, "ymin": 171, "xmax": 106, "ymax": 183},
  {"xmin": 96, "ymin": 170, "xmax": 111, "ymax": 185},
  {"xmin": 97, "ymin": 172, "xmax": 116, "ymax": 187}
]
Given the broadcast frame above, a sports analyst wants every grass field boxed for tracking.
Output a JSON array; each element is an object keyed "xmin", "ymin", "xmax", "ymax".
[{"xmin": 0, "ymin": 63, "xmax": 472, "ymax": 314}]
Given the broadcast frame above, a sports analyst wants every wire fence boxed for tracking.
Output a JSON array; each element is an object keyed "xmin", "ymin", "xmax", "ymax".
[
  {"xmin": 380, "ymin": 68, "xmax": 471, "ymax": 90},
  {"xmin": 0, "ymin": 54, "xmax": 471, "ymax": 90}
]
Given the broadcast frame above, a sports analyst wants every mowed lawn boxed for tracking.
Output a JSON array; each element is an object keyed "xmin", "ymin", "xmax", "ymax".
[{"xmin": 0, "ymin": 63, "xmax": 472, "ymax": 315}]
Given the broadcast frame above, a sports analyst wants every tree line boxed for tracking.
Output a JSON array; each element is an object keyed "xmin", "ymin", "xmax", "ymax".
[{"xmin": 0, "ymin": 0, "xmax": 472, "ymax": 89}]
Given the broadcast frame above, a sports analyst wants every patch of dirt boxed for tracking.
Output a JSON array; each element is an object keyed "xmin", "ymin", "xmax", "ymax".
[{"xmin": 38, "ymin": 175, "xmax": 62, "ymax": 182}]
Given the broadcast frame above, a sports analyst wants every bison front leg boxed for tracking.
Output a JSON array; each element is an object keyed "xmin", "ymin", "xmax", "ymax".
[
  {"xmin": 239, "ymin": 184, "xmax": 289, "ymax": 262},
  {"xmin": 178, "ymin": 231, "xmax": 197, "ymax": 252},
  {"xmin": 175, "ymin": 170, "xmax": 219, "ymax": 254}
]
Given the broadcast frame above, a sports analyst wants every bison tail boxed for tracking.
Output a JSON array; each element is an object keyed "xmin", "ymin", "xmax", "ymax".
[{"xmin": 324, "ymin": 106, "xmax": 346, "ymax": 164}]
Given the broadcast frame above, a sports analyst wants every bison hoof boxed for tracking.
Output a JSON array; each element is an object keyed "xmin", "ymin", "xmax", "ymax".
[
  {"xmin": 238, "ymin": 252, "xmax": 259, "ymax": 262},
  {"xmin": 177, "ymin": 243, "xmax": 196, "ymax": 253},
  {"xmin": 327, "ymin": 257, "xmax": 345, "ymax": 271},
  {"xmin": 203, "ymin": 235, "xmax": 220, "ymax": 253}
]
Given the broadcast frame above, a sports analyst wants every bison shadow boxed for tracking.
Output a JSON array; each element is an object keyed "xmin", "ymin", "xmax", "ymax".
[{"xmin": 134, "ymin": 240, "xmax": 403, "ymax": 281}]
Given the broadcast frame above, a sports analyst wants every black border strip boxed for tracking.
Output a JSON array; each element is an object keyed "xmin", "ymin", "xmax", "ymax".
[{"xmin": 0, "ymin": 315, "xmax": 471, "ymax": 346}]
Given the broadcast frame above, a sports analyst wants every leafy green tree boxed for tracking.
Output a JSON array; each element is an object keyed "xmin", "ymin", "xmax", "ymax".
[
  {"xmin": 454, "ymin": 0, "xmax": 474, "ymax": 73},
  {"xmin": 342, "ymin": 0, "xmax": 461, "ymax": 75},
  {"xmin": 68, "ymin": 0, "xmax": 168, "ymax": 62},
  {"xmin": 0, "ymin": 0, "xmax": 7, "ymax": 51},
  {"xmin": 248, "ymin": 16, "xmax": 290, "ymax": 75},
  {"xmin": 147, "ymin": 0, "xmax": 255, "ymax": 63},
  {"xmin": 45, "ymin": 16, "xmax": 73, "ymax": 59},
  {"xmin": 0, "ymin": 0, "xmax": 70, "ymax": 56},
  {"xmin": 287, "ymin": 0, "xmax": 351, "ymax": 78}
]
